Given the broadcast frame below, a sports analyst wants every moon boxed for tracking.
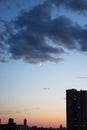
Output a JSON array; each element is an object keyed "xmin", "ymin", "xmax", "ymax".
[{"xmin": 40, "ymin": 63, "xmax": 42, "ymax": 66}]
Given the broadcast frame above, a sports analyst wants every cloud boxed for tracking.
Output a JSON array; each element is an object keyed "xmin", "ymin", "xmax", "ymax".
[
  {"xmin": 49, "ymin": 0, "xmax": 87, "ymax": 12},
  {"xmin": 0, "ymin": 110, "xmax": 21, "ymax": 115},
  {"xmin": 42, "ymin": 88, "xmax": 50, "ymax": 90},
  {"xmin": 23, "ymin": 108, "xmax": 40, "ymax": 112},
  {"xmin": 0, "ymin": 0, "xmax": 87, "ymax": 63},
  {"xmin": 78, "ymin": 76, "xmax": 87, "ymax": 79}
]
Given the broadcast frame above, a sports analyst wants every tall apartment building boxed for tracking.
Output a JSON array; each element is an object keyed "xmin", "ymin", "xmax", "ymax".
[{"xmin": 66, "ymin": 89, "xmax": 87, "ymax": 130}]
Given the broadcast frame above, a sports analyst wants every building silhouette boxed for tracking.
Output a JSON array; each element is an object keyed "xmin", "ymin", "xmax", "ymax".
[
  {"xmin": 24, "ymin": 118, "xmax": 27, "ymax": 126},
  {"xmin": 0, "ymin": 118, "xmax": 66, "ymax": 130},
  {"xmin": 0, "ymin": 118, "xmax": 29, "ymax": 130},
  {"xmin": 66, "ymin": 89, "xmax": 87, "ymax": 130}
]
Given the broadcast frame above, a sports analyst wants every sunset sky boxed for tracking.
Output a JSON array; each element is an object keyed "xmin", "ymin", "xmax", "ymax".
[{"xmin": 0, "ymin": 0, "xmax": 87, "ymax": 128}]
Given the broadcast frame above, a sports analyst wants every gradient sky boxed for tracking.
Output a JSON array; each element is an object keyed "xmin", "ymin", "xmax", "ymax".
[{"xmin": 0, "ymin": 0, "xmax": 87, "ymax": 128}]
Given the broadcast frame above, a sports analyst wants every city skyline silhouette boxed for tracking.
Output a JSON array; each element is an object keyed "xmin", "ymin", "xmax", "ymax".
[
  {"xmin": 0, "ymin": 0, "xmax": 87, "ymax": 128},
  {"xmin": 1, "ymin": 88, "xmax": 87, "ymax": 130}
]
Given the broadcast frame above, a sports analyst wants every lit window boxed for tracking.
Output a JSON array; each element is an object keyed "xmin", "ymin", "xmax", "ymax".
[{"xmin": 83, "ymin": 124, "xmax": 85, "ymax": 127}]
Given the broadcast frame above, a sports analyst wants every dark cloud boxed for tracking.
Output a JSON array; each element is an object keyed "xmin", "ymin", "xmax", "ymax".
[
  {"xmin": 50, "ymin": 0, "xmax": 87, "ymax": 12},
  {"xmin": 4, "ymin": 2, "xmax": 65, "ymax": 63},
  {"xmin": 67, "ymin": 0, "xmax": 87, "ymax": 12},
  {"xmin": 0, "ymin": 0, "xmax": 87, "ymax": 63}
]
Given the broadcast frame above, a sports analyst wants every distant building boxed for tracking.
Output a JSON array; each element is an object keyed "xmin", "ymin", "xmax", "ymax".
[
  {"xmin": 8, "ymin": 118, "xmax": 15, "ymax": 124},
  {"xmin": 0, "ymin": 118, "xmax": 29, "ymax": 130},
  {"xmin": 66, "ymin": 89, "xmax": 87, "ymax": 130},
  {"xmin": 24, "ymin": 118, "xmax": 27, "ymax": 126}
]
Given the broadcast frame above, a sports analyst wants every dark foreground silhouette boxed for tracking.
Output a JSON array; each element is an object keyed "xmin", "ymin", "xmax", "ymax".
[{"xmin": 0, "ymin": 118, "xmax": 66, "ymax": 130}]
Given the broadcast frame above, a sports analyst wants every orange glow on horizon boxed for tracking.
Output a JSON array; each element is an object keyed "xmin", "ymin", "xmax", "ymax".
[
  {"xmin": 0, "ymin": 105, "xmax": 66, "ymax": 128},
  {"xmin": 1, "ymin": 118, "xmax": 66, "ymax": 128},
  {"xmin": 0, "ymin": 114, "xmax": 66, "ymax": 128}
]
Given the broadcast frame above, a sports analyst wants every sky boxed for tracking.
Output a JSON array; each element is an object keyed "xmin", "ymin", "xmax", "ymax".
[{"xmin": 0, "ymin": 0, "xmax": 87, "ymax": 128}]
